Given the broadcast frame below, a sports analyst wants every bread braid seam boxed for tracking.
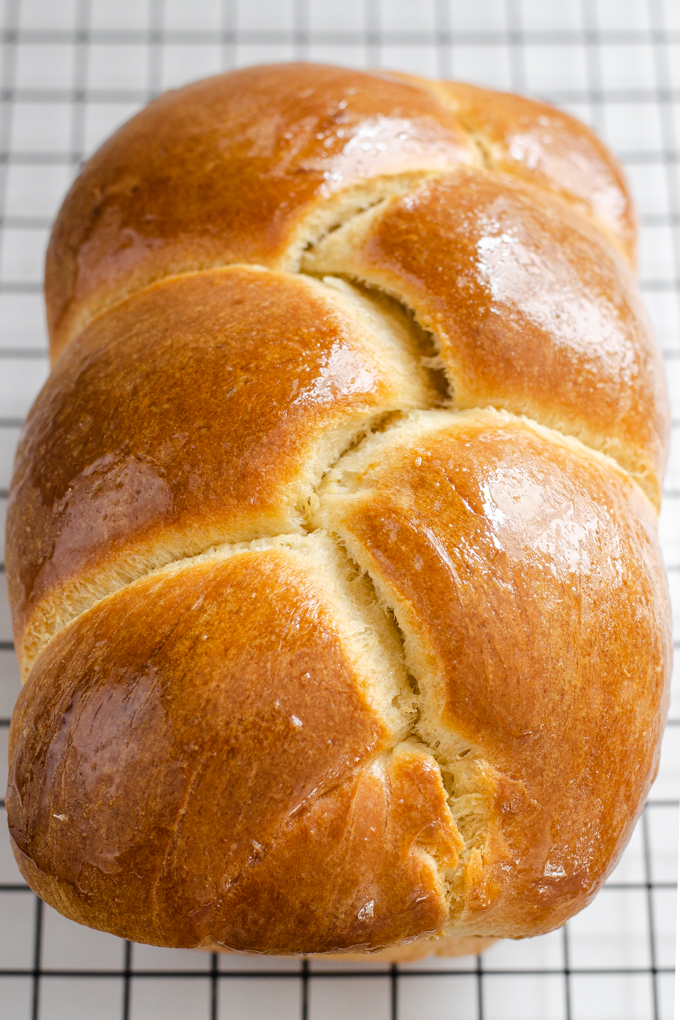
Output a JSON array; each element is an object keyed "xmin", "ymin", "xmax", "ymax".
[
  {"xmin": 18, "ymin": 391, "xmax": 654, "ymax": 686},
  {"xmin": 48, "ymin": 173, "xmax": 444, "ymax": 361},
  {"xmin": 300, "ymin": 208, "xmax": 661, "ymax": 509},
  {"xmin": 45, "ymin": 149, "xmax": 652, "ymax": 509},
  {"xmin": 317, "ymin": 531, "xmax": 494, "ymax": 938},
  {"xmin": 386, "ymin": 71, "xmax": 636, "ymax": 266},
  {"xmin": 47, "ymin": 70, "xmax": 634, "ymax": 358},
  {"xmin": 441, "ymin": 115, "xmax": 631, "ymax": 266},
  {"xmin": 49, "ymin": 240, "xmax": 660, "ymax": 518}
]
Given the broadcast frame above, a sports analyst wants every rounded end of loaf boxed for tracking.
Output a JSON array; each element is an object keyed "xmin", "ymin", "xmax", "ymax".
[{"xmin": 44, "ymin": 62, "xmax": 637, "ymax": 361}]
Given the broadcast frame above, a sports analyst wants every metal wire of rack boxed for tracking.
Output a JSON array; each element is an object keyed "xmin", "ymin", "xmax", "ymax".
[{"xmin": 0, "ymin": 0, "xmax": 678, "ymax": 1018}]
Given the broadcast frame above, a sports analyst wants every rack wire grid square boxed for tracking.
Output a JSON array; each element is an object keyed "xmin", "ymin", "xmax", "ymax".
[{"xmin": 0, "ymin": 0, "xmax": 678, "ymax": 1018}]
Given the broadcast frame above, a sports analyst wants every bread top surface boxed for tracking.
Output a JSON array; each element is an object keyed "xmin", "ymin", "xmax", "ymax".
[
  {"xmin": 6, "ymin": 62, "xmax": 671, "ymax": 954},
  {"xmin": 45, "ymin": 63, "xmax": 634, "ymax": 360}
]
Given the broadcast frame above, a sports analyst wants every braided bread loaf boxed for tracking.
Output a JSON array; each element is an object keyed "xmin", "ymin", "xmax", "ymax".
[{"xmin": 6, "ymin": 64, "xmax": 672, "ymax": 959}]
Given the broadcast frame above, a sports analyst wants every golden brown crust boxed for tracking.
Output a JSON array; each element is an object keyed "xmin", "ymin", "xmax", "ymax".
[
  {"xmin": 383, "ymin": 74, "xmax": 636, "ymax": 264},
  {"xmin": 7, "ymin": 542, "xmax": 461, "ymax": 953},
  {"xmin": 314, "ymin": 409, "xmax": 671, "ymax": 936},
  {"xmin": 6, "ymin": 62, "xmax": 671, "ymax": 958},
  {"xmin": 45, "ymin": 63, "xmax": 477, "ymax": 360},
  {"xmin": 8, "ymin": 265, "xmax": 433, "ymax": 674},
  {"xmin": 442, "ymin": 81, "xmax": 637, "ymax": 265},
  {"xmin": 304, "ymin": 169, "xmax": 669, "ymax": 507}
]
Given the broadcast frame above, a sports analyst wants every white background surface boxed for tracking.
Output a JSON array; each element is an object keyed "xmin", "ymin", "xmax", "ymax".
[{"xmin": 0, "ymin": 1, "xmax": 678, "ymax": 1018}]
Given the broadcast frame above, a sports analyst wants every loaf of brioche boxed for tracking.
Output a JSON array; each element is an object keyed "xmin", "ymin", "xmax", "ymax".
[{"xmin": 5, "ymin": 63, "xmax": 671, "ymax": 959}]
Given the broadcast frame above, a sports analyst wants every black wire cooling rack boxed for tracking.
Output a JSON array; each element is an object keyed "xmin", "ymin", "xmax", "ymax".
[{"xmin": 0, "ymin": 1, "xmax": 678, "ymax": 1018}]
